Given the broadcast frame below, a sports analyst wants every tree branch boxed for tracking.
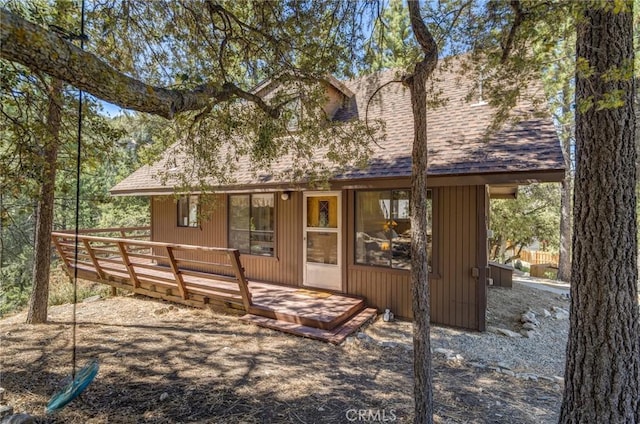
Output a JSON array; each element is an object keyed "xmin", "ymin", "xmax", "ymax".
[
  {"xmin": 500, "ymin": 0, "xmax": 525, "ymax": 63},
  {"xmin": 0, "ymin": 8, "xmax": 280, "ymax": 119}
]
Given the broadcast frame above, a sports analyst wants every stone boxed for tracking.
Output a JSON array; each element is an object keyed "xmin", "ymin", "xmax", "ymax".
[
  {"xmin": 501, "ymin": 369, "xmax": 515, "ymax": 377},
  {"xmin": 379, "ymin": 341, "xmax": 398, "ymax": 349},
  {"xmin": 469, "ymin": 362, "xmax": 486, "ymax": 369},
  {"xmin": 434, "ymin": 348, "xmax": 454, "ymax": 356},
  {"xmin": 159, "ymin": 392, "xmax": 169, "ymax": 402},
  {"xmin": 495, "ymin": 328, "xmax": 522, "ymax": 338},
  {"xmin": 552, "ymin": 307, "xmax": 569, "ymax": 320},
  {"xmin": 553, "ymin": 376, "xmax": 564, "ymax": 384},
  {"xmin": 542, "ymin": 309, "xmax": 552, "ymax": 318},
  {"xmin": 0, "ymin": 387, "xmax": 5, "ymax": 403},
  {"xmin": 522, "ymin": 322, "xmax": 537, "ymax": 330},
  {"xmin": 356, "ymin": 332, "xmax": 373, "ymax": 343},
  {"xmin": 497, "ymin": 362, "xmax": 512, "ymax": 370},
  {"xmin": 0, "ymin": 405, "xmax": 14, "ymax": 420},
  {"xmin": 520, "ymin": 330, "xmax": 535, "ymax": 338},
  {"xmin": 0, "ymin": 414, "xmax": 34, "ymax": 424},
  {"xmin": 553, "ymin": 384, "xmax": 561, "ymax": 391},
  {"xmin": 538, "ymin": 376, "xmax": 555, "ymax": 382},
  {"xmin": 521, "ymin": 311, "xmax": 540, "ymax": 326},
  {"xmin": 82, "ymin": 295, "xmax": 101, "ymax": 303}
]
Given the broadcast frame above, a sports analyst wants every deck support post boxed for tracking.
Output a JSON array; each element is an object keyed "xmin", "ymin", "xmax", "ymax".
[
  {"xmin": 83, "ymin": 239, "xmax": 105, "ymax": 280},
  {"xmin": 165, "ymin": 246, "xmax": 188, "ymax": 300},
  {"xmin": 228, "ymin": 250, "xmax": 252, "ymax": 311},
  {"xmin": 117, "ymin": 241, "xmax": 140, "ymax": 289}
]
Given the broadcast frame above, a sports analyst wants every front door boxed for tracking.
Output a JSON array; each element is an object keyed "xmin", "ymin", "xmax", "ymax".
[{"xmin": 303, "ymin": 192, "xmax": 342, "ymax": 291}]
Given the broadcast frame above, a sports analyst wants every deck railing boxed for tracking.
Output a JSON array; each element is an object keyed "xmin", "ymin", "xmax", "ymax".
[{"xmin": 51, "ymin": 229, "xmax": 252, "ymax": 311}]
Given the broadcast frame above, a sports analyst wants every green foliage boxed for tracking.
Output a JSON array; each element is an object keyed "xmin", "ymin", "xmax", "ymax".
[
  {"xmin": 363, "ymin": 0, "xmax": 420, "ymax": 72},
  {"xmin": 490, "ymin": 184, "xmax": 561, "ymax": 263}
]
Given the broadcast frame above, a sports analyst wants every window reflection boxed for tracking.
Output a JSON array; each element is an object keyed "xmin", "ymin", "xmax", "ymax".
[{"xmin": 355, "ymin": 190, "xmax": 432, "ymax": 271}]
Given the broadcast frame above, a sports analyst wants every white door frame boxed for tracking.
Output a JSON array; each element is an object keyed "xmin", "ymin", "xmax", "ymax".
[{"xmin": 302, "ymin": 191, "xmax": 342, "ymax": 291}]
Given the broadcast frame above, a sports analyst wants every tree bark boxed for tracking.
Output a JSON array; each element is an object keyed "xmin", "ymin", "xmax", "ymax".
[
  {"xmin": 0, "ymin": 8, "xmax": 280, "ymax": 119},
  {"xmin": 405, "ymin": 1, "xmax": 438, "ymax": 423},
  {"xmin": 559, "ymin": 2, "xmax": 639, "ymax": 423},
  {"xmin": 26, "ymin": 79, "xmax": 63, "ymax": 324}
]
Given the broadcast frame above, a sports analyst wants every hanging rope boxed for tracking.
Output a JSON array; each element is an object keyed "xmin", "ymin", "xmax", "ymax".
[
  {"xmin": 46, "ymin": 0, "xmax": 99, "ymax": 413},
  {"xmin": 71, "ymin": 0, "xmax": 86, "ymax": 381}
]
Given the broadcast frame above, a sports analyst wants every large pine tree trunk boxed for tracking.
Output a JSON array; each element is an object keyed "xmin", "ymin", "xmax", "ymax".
[
  {"xmin": 26, "ymin": 79, "xmax": 62, "ymax": 324},
  {"xmin": 406, "ymin": 2, "xmax": 437, "ymax": 423},
  {"xmin": 559, "ymin": 3, "xmax": 639, "ymax": 422}
]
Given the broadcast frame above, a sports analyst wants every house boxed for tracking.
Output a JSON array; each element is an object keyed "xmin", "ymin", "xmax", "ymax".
[{"xmin": 108, "ymin": 61, "xmax": 565, "ymax": 332}]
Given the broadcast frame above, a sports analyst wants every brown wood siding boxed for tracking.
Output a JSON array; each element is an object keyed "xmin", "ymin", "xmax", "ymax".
[
  {"xmin": 345, "ymin": 185, "xmax": 487, "ymax": 330},
  {"xmin": 151, "ymin": 193, "xmax": 302, "ymax": 285}
]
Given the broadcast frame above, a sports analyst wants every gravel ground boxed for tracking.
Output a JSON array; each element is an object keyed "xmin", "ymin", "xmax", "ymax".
[
  {"xmin": 364, "ymin": 281, "xmax": 570, "ymax": 379},
  {"xmin": 0, "ymin": 279, "xmax": 568, "ymax": 423}
]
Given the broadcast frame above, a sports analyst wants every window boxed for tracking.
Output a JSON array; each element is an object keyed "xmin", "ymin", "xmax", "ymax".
[
  {"xmin": 229, "ymin": 194, "xmax": 275, "ymax": 256},
  {"xmin": 355, "ymin": 190, "xmax": 432, "ymax": 271},
  {"xmin": 177, "ymin": 195, "xmax": 199, "ymax": 227}
]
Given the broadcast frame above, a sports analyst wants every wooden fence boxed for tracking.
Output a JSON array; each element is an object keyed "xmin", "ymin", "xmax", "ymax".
[{"xmin": 519, "ymin": 249, "xmax": 559, "ymax": 267}]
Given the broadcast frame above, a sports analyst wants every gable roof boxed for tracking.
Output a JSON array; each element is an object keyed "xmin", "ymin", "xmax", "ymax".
[{"xmin": 111, "ymin": 61, "xmax": 564, "ymax": 196}]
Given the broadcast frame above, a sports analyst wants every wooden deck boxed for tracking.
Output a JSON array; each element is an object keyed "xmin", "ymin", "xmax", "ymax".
[{"xmin": 52, "ymin": 229, "xmax": 376, "ymax": 344}]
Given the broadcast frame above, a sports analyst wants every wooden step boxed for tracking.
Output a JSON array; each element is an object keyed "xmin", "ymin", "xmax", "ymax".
[{"xmin": 240, "ymin": 307, "xmax": 378, "ymax": 345}]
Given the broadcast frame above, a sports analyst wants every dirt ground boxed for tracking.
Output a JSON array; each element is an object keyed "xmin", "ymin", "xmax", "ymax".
[{"xmin": 0, "ymin": 284, "xmax": 565, "ymax": 423}]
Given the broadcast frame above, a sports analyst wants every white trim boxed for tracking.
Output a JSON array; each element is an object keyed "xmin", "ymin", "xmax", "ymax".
[{"xmin": 302, "ymin": 191, "xmax": 342, "ymax": 290}]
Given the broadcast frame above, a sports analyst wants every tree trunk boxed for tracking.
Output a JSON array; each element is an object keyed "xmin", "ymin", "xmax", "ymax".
[
  {"xmin": 406, "ymin": 1, "xmax": 438, "ymax": 423},
  {"xmin": 26, "ymin": 79, "xmax": 62, "ymax": 324},
  {"xmin": 557, "ymin": 81, "xmax": 573, "ymax": 282},
  {"xmin": 559, "ymin": 3, "xmax": 639, "ymax": 423}
]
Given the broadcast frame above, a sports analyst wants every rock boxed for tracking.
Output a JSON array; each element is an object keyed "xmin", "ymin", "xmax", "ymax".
[
  {"xmin": 469, "ymin": 362, "xmax": 486, "ymax": 369},
  {"xmin": 159, "ymin": 392, "xmax": 169, "ymax": 402},
  {"xmin": 82, "ymin": 295, "xmax": 102, "ymax": 303},
  {"xmin": 154, "ymin": 307, "xmax": 170, "ymax": 316},
  {"xmin": 519, "ymin": 373, "xmax": 538, "ymax": 381},
  {"xmin": 501, "ymin": 369, "xmax": 515, "ymax": 377},
  {"xmin": 0, "ymin": 405, "xmax": 14, "ymax": 420},
  {"xmin": 496, "ymin": 328, "xmax": 522, "ymax": 338},
  {"xmin": 553, "ymin": 376, "xmax": 564, "ymax": 384},
  {"xmin": 542, "ymin": 309, "xmax": 552, "ymax": 318},
  {"xmin": 356, "ymin": 332, "xmax": 373, "ymax": 343},
  {"xmin": 538, "ymin": 376, "xmax": 555, "ymax": 382},
  {"xmin": 0, "ymin": 414, "xmax": 34, "ymax": 424},
  {"xmin": 434, "ymin": 348, "xmax": 454, "ymax": 356},
  {"xmin": 379, "ymin": 341, "xmax": 398, "ymax": 349},
  {"xmin": 497, "ymin": 362, "xmax": 512, "ymax": 370},
  {"xmin": 521, "ymin": 311, "xmax": 540, "ymax": 326},
  {"xmin": 553, "ymin": 384, "xmax": 561, "ymax": 391},
  {"xmin": 520, "ymin": 329, "xmax": 536, "ymax": 338},
  {"xmin": 522, "ymin": 322, "xmax": 537, "ymax": 330},
  {"xmin": 552, "ymin": 307, "xmax": 569, "ymax": 320},
  {"xmin": 0, "ymin": 387, "xmax": 5, "ymax": 403}
]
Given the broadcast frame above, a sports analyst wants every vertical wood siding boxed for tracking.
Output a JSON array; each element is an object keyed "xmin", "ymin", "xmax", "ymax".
[
  {"xmin": 150, "ymin": 185, "xmax": 488, "ymax": 330},
  {"xmin": 345, "ymin": 186, "xmax": 487, "ymax": 330},
  {"xmin": 151, "ymin": 193, "xmax": 302, "ymax": 285}
]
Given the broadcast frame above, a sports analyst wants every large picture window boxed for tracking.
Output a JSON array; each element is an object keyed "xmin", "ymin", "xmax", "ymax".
[
  {"xmin": 355, "ymin": 190, "xmax": 432, "ymax": 271},
  {"xmin": 229, "ymin": 194, "xmax": 275, "ymax": 256},
  {"xmin": 177, "ymin": 195, "xmax": 199, "ymax": 227}
]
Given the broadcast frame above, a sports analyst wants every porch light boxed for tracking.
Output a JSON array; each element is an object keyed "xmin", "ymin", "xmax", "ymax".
[{"xmin": 281, "ymin": 191, "xmax": 290, "ymax": 201}]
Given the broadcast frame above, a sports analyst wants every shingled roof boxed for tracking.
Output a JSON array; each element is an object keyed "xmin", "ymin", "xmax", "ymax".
[{"xmin": 111, "ymin": 61, "xmax": 564, "ymax": 195}]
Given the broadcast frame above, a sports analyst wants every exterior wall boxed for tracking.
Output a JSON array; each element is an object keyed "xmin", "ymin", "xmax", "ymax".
[
  {"xmin": 151, "ymin": 192, "xmax": 303, "ymax": 285},
  {"xmin": 150, "ymin": 184, "xmax": 488, "ymax": 331},
  {"xmin": 344, "ymin": 185, "xmax": 488, "ymax": 330}
]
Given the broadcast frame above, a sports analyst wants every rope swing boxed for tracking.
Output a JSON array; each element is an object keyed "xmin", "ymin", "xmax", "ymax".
[{"xmin": 46, "ymin": 0, "xmax": 99, "ymax": 413}]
